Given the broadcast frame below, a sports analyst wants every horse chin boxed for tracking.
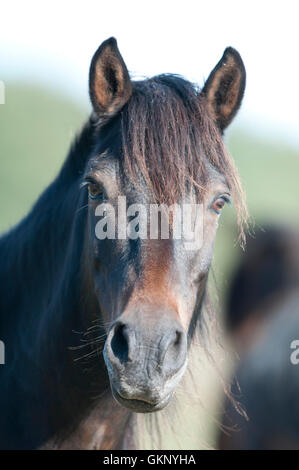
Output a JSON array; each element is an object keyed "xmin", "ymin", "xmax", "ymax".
[{"xmin": 111, "ymin": 385, "xmax": 172, "ymax": 413}]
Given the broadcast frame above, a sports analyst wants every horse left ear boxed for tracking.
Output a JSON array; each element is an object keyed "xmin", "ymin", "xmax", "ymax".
[
  {"xmin": 89, "ymin": 37, "xmax": 132, "ymax": 118},
  {"xmin": 201, "ymin": 47, "xmax": 246, "ymax": 132}
]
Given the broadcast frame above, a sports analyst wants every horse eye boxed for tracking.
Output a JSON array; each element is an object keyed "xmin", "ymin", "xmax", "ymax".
[
  {"xmin": 88, "ymin": 183, "xmax": 104, "ymax": 200},
  {"xmin": 212, "ymin": 197, "xmax": 226, "ymax": 214}
]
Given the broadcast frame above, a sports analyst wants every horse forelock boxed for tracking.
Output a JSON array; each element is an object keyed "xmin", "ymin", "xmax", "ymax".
[{"xmin": 92, "ymin": 74, "xmax": 247, "ymax": 244}]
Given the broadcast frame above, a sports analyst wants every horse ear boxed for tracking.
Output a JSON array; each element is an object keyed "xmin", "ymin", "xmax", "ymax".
[
  {"xmin": 201, "ymin": 47, "xmax": 246, "ymax": 132},
  {"xmin": 89, "ymin": 37, "xmax": 132, "ymax": 117}
]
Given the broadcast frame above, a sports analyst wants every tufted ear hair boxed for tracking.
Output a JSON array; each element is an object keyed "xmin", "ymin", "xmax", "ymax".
[
  {"xmin": 201, "ymin": 47, "xmax": 246, "ymax": 132},
  {"xmin": 89, "ymin": 37, "xmax": 132, "ymax": 118}
]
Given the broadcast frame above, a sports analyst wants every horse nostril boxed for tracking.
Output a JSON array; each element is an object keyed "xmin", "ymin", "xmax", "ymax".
[
  {"xmin": 161, "ymin": 327, "xmax": 187, "ymax": 378},
  {"xmin": 110, "ymin": 323, "xmax": 130, "ymax": 364},
  {"xmin": 169, "ymin": 329, "xmax": 185, "ymax": 356},
  {"xmin": 174, "ymin": 330, "xmax": 182, "ymax": 347}
]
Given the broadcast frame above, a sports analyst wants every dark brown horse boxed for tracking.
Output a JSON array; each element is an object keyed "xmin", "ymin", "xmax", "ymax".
[
  {"xmin": 218, "ymin": 226, "xmax": 299, "ymax": 449},
  {"xmin": 0, "ymin": 38, "xmax": 246, "ymax": 449}
]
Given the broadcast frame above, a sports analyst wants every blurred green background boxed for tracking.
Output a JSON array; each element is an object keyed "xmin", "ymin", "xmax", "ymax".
[
  {"xmin": 0, "ymin": 82, "xmax": 299, "ymax": 448},
  {"xmin": 0, "ymin": 83, "xmax": 88, "ymax": 233}
]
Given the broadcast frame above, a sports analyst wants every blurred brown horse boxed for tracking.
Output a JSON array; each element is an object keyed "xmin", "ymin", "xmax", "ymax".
[{"xmin": 218, "ymin": 226, "xmax": 299, "ymax": 449}]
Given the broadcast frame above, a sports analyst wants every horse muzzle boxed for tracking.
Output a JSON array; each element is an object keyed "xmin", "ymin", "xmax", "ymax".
[{"xmin": 103, "ymin": 315, "xmax": 188, "ymax": 413}]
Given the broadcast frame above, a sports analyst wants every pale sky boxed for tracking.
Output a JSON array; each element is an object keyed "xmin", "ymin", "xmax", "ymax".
[{"xmin": 1, "ymin": 0, "xmax": 298, "ymax": 145}]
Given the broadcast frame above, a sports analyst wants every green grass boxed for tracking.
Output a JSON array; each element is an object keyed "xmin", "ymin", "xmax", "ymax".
[{"xmin": 0, "ymin": 83, "xmax": 88, "ymax": 232}]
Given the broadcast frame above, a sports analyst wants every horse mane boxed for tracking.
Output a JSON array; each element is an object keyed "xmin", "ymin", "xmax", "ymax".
[{"xmin": 116, "ymin": 75, "xmax": 248, "ymax": 244}]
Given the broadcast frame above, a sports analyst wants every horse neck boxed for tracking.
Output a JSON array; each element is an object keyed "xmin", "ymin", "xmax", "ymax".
[{"xmin": 41, "ymin": 392, "xmax": 135, "ymax": 450}]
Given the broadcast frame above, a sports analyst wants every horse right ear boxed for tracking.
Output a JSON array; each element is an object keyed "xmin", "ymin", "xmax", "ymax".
[
  {"xmin": 89, "ymin": 37, "xmax": 132, "ymax": 118},
  {"xmin": 201, "ymin": 47, "xmax": 246, "ymax": 132}
]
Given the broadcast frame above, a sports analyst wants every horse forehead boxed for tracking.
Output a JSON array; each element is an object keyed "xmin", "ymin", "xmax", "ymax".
[
  {"xmin": 87, "ymin": 154, "xmax": 118, "ymax": 175},
  {"xmin": 88, "ymin": 155, "xmax": 227, "ymax": 189}
]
